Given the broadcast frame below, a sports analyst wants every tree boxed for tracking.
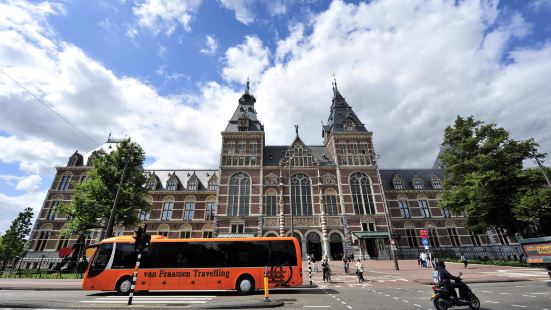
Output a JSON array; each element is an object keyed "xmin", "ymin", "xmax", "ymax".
[
  {"xmin": 439, "ymin": 115, "xmax": 545, "ymax": 237},
  {"xmin": 58, "ymin": 138, "xmax": 151, "ymax": 237},
  {"xmin": 0, "ymin": 207, "xmax": 33, "ymax": 270},
  {"xmin": 513, "ymin": 167, "xmax": 551, "ymax": 236}
]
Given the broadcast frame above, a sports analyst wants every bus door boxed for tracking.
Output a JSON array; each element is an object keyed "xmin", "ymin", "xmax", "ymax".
[{"xmin": 111, "ymin": 243, "xmax": 150, "ymax": 291}]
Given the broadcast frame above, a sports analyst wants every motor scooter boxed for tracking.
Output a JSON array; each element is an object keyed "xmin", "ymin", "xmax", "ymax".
[{"xmin": 431, "ymin": 272, "xmax": 480, "ymax": 310}]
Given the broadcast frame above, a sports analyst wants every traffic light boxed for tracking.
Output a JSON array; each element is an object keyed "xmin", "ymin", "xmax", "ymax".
[
  {"xmin": 134, "ymin": 227, "xmax": 144, "ymax": 252},
  {"xmin": 133, "ymin": 225, "xmax": 151, "ymax": 252}
]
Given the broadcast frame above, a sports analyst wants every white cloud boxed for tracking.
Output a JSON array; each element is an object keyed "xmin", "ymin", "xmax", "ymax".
[
  {"xmin": 222, "ymin": 35, "xmax": 270, "ymax": 83},
  {"xmin": 132, "ymin": 0, "xmax": 202, "ymax": 36},
  {"xmin": 267, "ymin": 1, "xmax": 288, "ymax": 16},
  {"xmin": 15, "ymin": 175, "xmax": 42, "ymax": 192},
  {"xmin": 530, "ymin": 0, "xmax": 551, "ymax": 12},
  {"xmin": 0, "ymin": 191, "xmax": 47, "ymax": 235},
  {"xmin": 200, "ymin": 34, "xmax": 218, "ymax": 55},
  {"xmin": 219, "ymin": 0, "xmax": 255, "ymax": 25}
]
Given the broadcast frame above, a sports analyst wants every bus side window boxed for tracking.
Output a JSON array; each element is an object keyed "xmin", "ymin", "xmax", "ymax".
[
  {"xmin": 112, "ymin": 243, "xmax": 137, "ymax": 269},
  {"xmin": 269, "ymin": 241, "xmax": 297, "ymax": 266}
]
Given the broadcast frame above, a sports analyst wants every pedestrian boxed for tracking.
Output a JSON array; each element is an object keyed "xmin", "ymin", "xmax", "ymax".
[
  {"xmin": 420, "ymin": 252, "xmax": 427, "ymax": 268},
  {"xmin": 355, "ymin": 259, "xmax": 365, "ymax": 283},
  {"xmin": 417, "ymin": 252, "xmax": 422, "ymax": 266},
  {"xmin": 342, "ymin": 255, "xmax": 349, "ymax": 275},
  {"xmin": 460, "ymin": 253, "xmax": 468, "ymax": 269},
  {"xmin": 321, "ymin": 256, "xmax": 330, "ymax": 282}
]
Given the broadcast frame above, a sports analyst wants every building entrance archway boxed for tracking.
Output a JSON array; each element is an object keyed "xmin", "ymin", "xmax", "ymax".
[
  {"xmin": 306, "ymin": 232, "xmax": 322, "ymax": 261},
  {"xmin": 329, "ymin": 233, "xmax": 344, "ymax": 260}
]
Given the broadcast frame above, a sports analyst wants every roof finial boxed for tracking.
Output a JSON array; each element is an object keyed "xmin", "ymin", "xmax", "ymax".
[
  {"xmin": 332, "ymin": 73, "xmax": 338, "ymax": 97},
  {"xmin": 295, "ymin": 124, "xmax": 299, "ymax": 137},
  {"xmin": 107, "ymin": 131, "xmax": 112, "ymax": 142},
  {"xmin": 245, "ymin": 77, "xmax": 250, "ymax": 95}
]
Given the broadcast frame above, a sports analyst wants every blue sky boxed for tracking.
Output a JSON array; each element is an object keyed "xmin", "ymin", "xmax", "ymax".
[{"xmin": 1, "ymin": 0, "xmax": 551, "ymax": 233}]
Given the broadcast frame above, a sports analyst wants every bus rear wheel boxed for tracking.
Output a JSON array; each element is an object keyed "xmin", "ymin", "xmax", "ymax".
[
  {"xmin": 116, "ymin": 276, "xmax": 132, "ymax": 295},
  {"xmin": 236, "ymin": 275, "xmax": 255, "ymax": 295}
]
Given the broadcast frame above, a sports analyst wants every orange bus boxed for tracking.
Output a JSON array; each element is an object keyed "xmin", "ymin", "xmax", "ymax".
[{"xmin": 82, "ymin": 235, "xmax": 302, "ymax": 294}]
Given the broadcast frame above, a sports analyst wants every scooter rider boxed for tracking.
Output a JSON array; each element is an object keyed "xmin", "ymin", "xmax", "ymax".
[{"xmin": 435, "ymin": 259, "xmax": 467, "ymax": 300}]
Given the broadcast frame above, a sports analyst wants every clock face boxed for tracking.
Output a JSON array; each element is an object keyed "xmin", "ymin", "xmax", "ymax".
[{"xmin": 239, "ymin": 119, "xmax": 248, "ymax": 127}]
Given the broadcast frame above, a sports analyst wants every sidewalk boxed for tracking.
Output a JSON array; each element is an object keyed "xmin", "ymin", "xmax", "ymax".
[
  {"xmin": 0, "ymin": 278, "xmax": 82, "ymax": 290},
  {"xmin": 317, "ymin": 259, "xmax": 544, "ymax": 286}
]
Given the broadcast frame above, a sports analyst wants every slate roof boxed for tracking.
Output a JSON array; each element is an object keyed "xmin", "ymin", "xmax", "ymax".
[
  {"xmin": 225, "ymin": 87, "xmax": 264, "ymax": 132},
  {"xmin": 323, "ymin": 81, "xmax": 368, "ymax": 136},
  {"xmin": 263, "ymin": 145, "xmax": 335, "ymax": 166},
  {"xmin": 379, "ymin": 169, "xmax": 444, "ymax": 191},
  {"xmin": 145, "ymin": 169, "xmax": 218, "ymax": 191}
]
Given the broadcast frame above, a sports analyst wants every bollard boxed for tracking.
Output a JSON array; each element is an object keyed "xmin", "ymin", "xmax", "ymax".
[
  {"xmin": 263, "ymin": 266, "xmax": 271, "ymax": 302},
  {"xmin": 127, "ymin": 252, "xmax": 142, "ymax": 305},
  {"xmin": 308, "ymin": 256, "xmax": 312, "ymax": 286}
]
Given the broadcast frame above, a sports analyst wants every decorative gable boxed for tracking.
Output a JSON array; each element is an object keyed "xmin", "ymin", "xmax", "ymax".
[{"xmin": 279, "ymin": 136, "xmax": 317, "ymax": 167}]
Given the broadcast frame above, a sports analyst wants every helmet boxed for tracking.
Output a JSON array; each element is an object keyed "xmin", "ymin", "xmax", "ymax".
[{"xmin": 436, "ymin": 259, "xmax": 445, "ymax": 268}]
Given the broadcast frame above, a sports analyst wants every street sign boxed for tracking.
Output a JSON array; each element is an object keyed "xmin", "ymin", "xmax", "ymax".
[
  {"xmin": 421, "ymin": 238, "xmax": 429, "ymax": 246},
  {"xmin": 419, "ymin": 229, "xmax": 429, "ymax": 239}
]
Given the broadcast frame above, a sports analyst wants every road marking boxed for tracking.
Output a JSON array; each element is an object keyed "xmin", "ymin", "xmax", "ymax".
[
  {"xmin": 303, "ymin": 306, "xmax": 331, "ymax": 308},
  {"xmin": 402, "ymin": 300, "xmax": 409, "ymax": 303},
  {"xmin": 522, "ymin": 295, "xmax": 537, "ymax": 298},
  {"xmin": 413, "ymin": 304, "xmax": 421, "ymax": 307},
  {"xmin": 481, "ymin": 290, "xmax": 492, "ymax": 293},
  {"xmin": 485, "ymin": 301, "xmax": 499, "ymax": 304},
  {"xmin": 346, "ymin": 306, "xmax": 352, "ymax": 309},
  {"xmin": 512, "ymin": 305, "xmax": 527, "ymax": 308},
  {"xmin": 341, "ymin": 301, "xmax": 346, "ymax": 305},
  {"xmin": 499, "ymin": 292, "xmax": 511, "ymax": 295},
  {"xmin": 392, "ymin": 297, "xmax": 399, "ymax": 300}
]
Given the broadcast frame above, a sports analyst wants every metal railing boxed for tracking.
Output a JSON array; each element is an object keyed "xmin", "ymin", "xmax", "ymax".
[
  {"xmin": 0, "ymin": 257, "xmax": 86, "ymax": 279},
  {"xmin": 397, "ymin": 245, "xmax": 526, "ymax": 263}
]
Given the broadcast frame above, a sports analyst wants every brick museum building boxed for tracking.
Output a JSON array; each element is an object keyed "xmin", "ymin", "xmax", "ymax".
[{"xmin": 26, "ymin": 82, "xmax": 515, "ymax": 262}]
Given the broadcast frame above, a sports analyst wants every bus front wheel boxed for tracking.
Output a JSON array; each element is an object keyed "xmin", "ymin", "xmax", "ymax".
[
  {"xmin": 116, "ymin": 276, "xmax": 133, "ymax": 295},
  {"xmin": 236, "ymin": 275, "xmax": 255, "ymax": 295}
]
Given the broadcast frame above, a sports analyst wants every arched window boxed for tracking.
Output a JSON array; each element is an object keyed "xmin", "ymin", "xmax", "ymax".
[
  {"xmin": 264, "ymin": 189, "xmax": 277, "ymax": 216},
  {"xmin": 291, "ymin": 173, "xmax": 312, "ymax": 216},
  {"xmin": 205, "ymin": 196, "xmax": 217, "ymax": 221},
  {"xmin": 58, "ymin": 173, "xmax": 72, "ymax": 190},
  {"xmin": 146, "ymin": 175, "xmax": 158, "ymax": 190},
  {"xmin": 324, "ymin": 189, "xmax": 339, "ymax": 215},
  {"xmin": 350, "ymin": 172, "xmax": 375, "ymax": 214},
  {"xmin": 228, "ymin": 172, "xmax": 250, "ymax": 216},
  {"xmin": 166, "ymin": 176, "xmax": 178, "ymax": 191},
  {"xmin": 180, "ymin": 224, "xmax": 192, "ymax": 239},
  {"xmin": 158, "ymin": 224, "xmax": 169, "ymax": 237},
  {"xmin": 46, "ymin": 200, "xmax": 60, "ymax": 220},
  {"xmin": 404, "ymin": 222, "xmax": 418, "ymax": 248},
  {"xmin": 398, "ymin": 195, "xmax": 410, "ymax": 219},
  {"xmin": 183, "ymin": 196, "xmax": 195, "ymax": 221},
  {"xmin": 161, "ymin": 197, "xmax": 174, "ymax": 220},
  {"xmin": 446, "ymin": 222, "xmax": 461, "ymax": 247},
  {"xmin": 431, "ymin": 175, "xmax": 442, "ymax": 189},
  {"xmin": 418, "ymin": 195, "xmax": 431, "ymax": 218},
  {"xmin": 202, "ymin": 223, "xmax": 214, "ymax": 238}
]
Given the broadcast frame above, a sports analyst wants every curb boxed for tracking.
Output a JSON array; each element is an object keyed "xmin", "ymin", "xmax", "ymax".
[
  {"xmin": 191, "ymin": 300, "xmax": 284, "ymax": 309},
  {"xmin": 0, "ymin": 286, "xmax": 82, "ymax": 291},
  {"xmin": 414, "ymin": 278, "xmax": 531, "ymax": 285}
]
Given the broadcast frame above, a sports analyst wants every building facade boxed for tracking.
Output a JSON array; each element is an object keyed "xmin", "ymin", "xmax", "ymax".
[{"xmin": 26, "ymin": 82, "xmax": 514, "ymax": 262}]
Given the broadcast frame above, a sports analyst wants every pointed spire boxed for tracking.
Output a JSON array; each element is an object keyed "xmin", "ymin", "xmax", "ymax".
[
  {"xmin": 245, "ymin": 77, "xmax": 250, "ymax": 95},
  {"xmin": 295, "ymin": 124, "xmax": 299, "ymax": 137}
]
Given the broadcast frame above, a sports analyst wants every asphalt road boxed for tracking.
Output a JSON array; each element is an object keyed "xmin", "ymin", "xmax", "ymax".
[{"xmin": 0, "ymin": 280, "xmax": 550, "ymax": 309}]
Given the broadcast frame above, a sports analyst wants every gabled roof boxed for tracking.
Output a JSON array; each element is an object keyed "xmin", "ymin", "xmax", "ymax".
[
  {"xmin": 379, "ymin": 169, "xmax": 443, "ymax": 191},
  {"xmin": 145, "ymin": 170, "xmax": 218, "ymax": 191},
  {"xmin": 323, "ymin": 80, "xmax": 368, "ymax": 136},
  {"xmin": 263, "ymin": 145, "xmax": 334, "ymax": 166}
]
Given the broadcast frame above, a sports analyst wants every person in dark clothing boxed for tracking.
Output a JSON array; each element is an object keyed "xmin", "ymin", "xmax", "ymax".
[
  {"xmin": 435, "ymin": 259, "xmax": 467, "ymax": 300},
  {"xmin": 321, "ymin": 256, "xmax": 331, "ymax": 282}
]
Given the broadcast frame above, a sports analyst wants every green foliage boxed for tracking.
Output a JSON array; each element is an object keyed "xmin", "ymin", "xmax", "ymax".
[
  {"xmin": 58, "ymin": 139, "xmax": 150, "ymax": 235},
  {"xmin": 439, "ymin": 116, "xmax": 548, "ymax": 236},
  {"xmin": 0, "ymin": 207, "xmax": 33, "ymax": 270}
]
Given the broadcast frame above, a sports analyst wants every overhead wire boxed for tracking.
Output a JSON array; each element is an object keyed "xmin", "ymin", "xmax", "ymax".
[{"xmin": 0, "ymin": 67, "xmax": 100, "ymax": 147}]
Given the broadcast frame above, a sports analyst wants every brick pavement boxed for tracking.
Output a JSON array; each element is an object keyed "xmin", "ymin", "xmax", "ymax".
[{"xmin": 309, "ymin": 259, "xmax": 549, "ymax": 288}]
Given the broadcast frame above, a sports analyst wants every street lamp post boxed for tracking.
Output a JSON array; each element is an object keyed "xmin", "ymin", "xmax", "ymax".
[
  {"xmin": 375, "ymin": 154, "xmax": 400, "ymax": 271},
  {"xmin": 287, "ymin": 156, "xmax": 294, "ymax": 237},
  {"xmin": 102, "ymin": 153, "xmax": 133, "ymax": 240},
  {"xmin": 532, "ymin": 147, "xmax": 551, "ymax": 188}
]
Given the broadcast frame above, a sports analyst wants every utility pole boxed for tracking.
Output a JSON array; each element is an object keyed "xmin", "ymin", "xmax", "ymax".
[
  {"xmin": 102, "ymin": 153, "xmax": 133, "ymax": 240},
  {"xmin": 532, "ymin": 148, "xmax": 551, "ymax": 188},
  {"xmin": 288, "ymin": 156, "xmax": 294, "ymax": 237},
  {"xmin": 375, "ymin": 154, "xmax": 400, "ymax": 270}
]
